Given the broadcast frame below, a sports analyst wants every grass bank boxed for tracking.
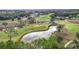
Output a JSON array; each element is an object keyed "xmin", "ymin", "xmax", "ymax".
[
  {"xmin": 0, "ymin": 24, "xmax": 48, "ymax": 42},
  {"xmin": 54, "ymin": 20, "xmax": 79, "ymax": 40}
]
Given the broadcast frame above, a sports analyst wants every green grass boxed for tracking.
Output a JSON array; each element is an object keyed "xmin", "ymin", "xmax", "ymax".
[
  {"xmin": 0, "ymin": 14, "xmax": 51, "ymax": 42},
  {"xmin": 65, "ymin": 23, "xmax": 79, "ymax": 33},
  {"xmin": 55, "ymin": 20, "xmax": 79, "ymax": 36},
  {"xmin": 0, "ymin": 24, "xmax": 48, "ymax": 42},
  {"xmin": 37, "ymin": 14, "xmax": 51, "ymax": 22},
  {"xmin": 0, "ymin": 35, "xmax": 64, "ymax": 49}
]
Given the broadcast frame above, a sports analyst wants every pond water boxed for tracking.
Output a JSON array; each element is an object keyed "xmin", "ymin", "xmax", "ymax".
[{"xmin": 21, "ymin": 26, "xmax": 57, "ymax": 43}]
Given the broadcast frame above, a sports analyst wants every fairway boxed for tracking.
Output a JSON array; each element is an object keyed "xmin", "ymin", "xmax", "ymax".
[
  {"xmin": 54, "ymin": 20, "xmax": 79, "ymax": 41},
  {"xmin": 37, "ymin": 14, "xmax": 51, "ymax": 22},
  {"xmin": 0, "ymin": 24, "xmax": 48, "ymax": 42}
]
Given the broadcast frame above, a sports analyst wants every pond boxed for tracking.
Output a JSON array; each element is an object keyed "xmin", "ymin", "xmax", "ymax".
[{"xmin": 21, "ymin": 25, "xmax": 58, "ymax": 43}]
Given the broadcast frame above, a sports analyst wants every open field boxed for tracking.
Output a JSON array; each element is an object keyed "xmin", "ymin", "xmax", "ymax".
[
  {"xmin": 0, "ymin": 9, "xmax": 79, "ymax": 49},
  {"xmin": 0, "ymin": 24, "xmax": 48, "ymax": 42},
  {"xmin": 55, "ymin": 20, "xmax": 79, "ymax": 33},
  {"xmin": 68, "ymin": 20, "xmax": 79, "ymax": 24},
  {"xmin": 0, "ymin": 14, "xmax": 50, "ymax": 42},
  {"xmin": 37, "ymin": 14, "xmax": 51, "ymax": 22},
  {"xmin": 54, "ymin": 20, "xmax": 79, "ymax": 41}
]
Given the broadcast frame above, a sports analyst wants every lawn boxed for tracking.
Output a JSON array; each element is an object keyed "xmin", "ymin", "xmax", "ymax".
[
  {"xmin": 54, "ymin": 20, "xmax": 79, "ymax": 37},
  {"xmin": 37, "ymin": 14, "xmax": 51, "ymax": 22},
  {"xmin": 0, "ymin": 14, "xmax": 51, "ymax": 42},
  {"xmin": 0, "ymin": 24, "xmax": 48, "ymax": 42}
]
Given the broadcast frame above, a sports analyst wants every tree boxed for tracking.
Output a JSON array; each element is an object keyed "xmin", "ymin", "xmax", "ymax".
[
  {"xmin": 27, "ymin": 16, "xmax": 34, "ymax": 24},
  {"xmin": 18, "ymin": 20, "xmax": 26, "ymax": 28},
  {"xmin": 6, "ymin": 28, "xmax": 16, "ymax": 41},
  {"xmin": 49, "ymin": 13, "xmax": 55, "ymax": 23},
  {"xmin": 8, "ymin": 28, "xmax": 13, "ymax": 40},
  {"xmin": 57, "ymin": 25, "xmax": 64, "ymax": 32},
  {"xmin": 2, "ymin": 22, "xmax": 8, "ymax": 31},
  {"xmin": 17, "ymin": 17, "xmax": 21, "ymax": 20},
  {"xmin": 12, "ymin": 18, "xmax": 14, "ymax": 21},
  {"xmin": 32, "ymin": 16, "xmax": 38, "ymax": 24}
]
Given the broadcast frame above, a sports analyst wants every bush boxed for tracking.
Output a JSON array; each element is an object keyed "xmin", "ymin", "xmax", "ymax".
[
  {"xmin": 0, "ymin": 42, "xmax": 5, "ymax": 49},
  {"xmin": 0, "ymin": 35, "xmax": 64, "ymax": 49},
  {"xmin": 76, "ymin": 32, "xmax": 79, "ymax": 39},
  {"xmin": 57, "ymin": 24, "xmax": 64, "ymax": 32},
  {"xmin": 5, "ymin": 40, "xmax": 16, "ymax": 49}
]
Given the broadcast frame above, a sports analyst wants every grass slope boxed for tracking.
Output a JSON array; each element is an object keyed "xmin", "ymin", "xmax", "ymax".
[
  {"xmin": 0, "ymin": 14, "xmax": 51, "ymax": 42},
  {"xmin": 55, "ymin": 20, "xmax": 79, "ymax": 40},
  {"xmin": 0, "ymin": 24, "xmax": 48, "ymax": 42},
  {"xmin": 37, "ymin": 14, "xmax": 51, "ymax": 22}
]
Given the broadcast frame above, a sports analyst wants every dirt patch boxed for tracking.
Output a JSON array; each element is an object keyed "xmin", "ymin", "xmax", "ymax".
[
  {"xmin": 68, "ymin": 20, "xmax": 79, "ymax": 24},
  {"xmin": 55, "ymin": 29, "xmax": 72, "ymax": 44}
]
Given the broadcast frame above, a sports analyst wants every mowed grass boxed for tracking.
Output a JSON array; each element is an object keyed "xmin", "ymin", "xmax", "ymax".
[
  {"xmin": 0, "ymin": 24, "xmax": 48, "ymax": 42},
  {"xmin": 55, "ymin": 20, "xmax": 79, "ymax": 35},
  {"xmin": 0, "ymin": 14, "xmax": 51, "ymax": 42},
  {"xmin": 38, "ymin": 14, "xmax": 50, "ymax": 22}
]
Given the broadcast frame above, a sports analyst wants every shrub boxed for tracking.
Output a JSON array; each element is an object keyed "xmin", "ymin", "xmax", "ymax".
[{"xmin": 76, "ymin": 32, "xmax": 79, "ymax": 39}]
